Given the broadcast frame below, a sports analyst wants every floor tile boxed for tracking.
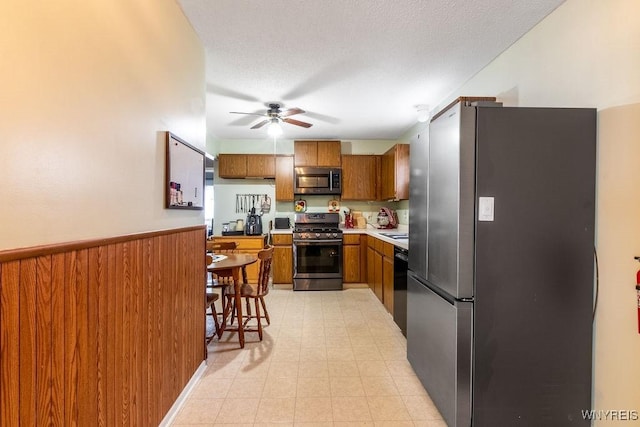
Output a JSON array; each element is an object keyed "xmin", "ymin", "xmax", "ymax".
[
  {"xmin": 173, "ymin": 398, "xmax": 224, "ymax": 424},
  {"xmin": 268, "ymin": 360, "xmax": 300, "ymax": 378},
  {"xmin": 392, "ymin": 376, "xmax": 429, "ymax": 396},
  {"xmin": 361, "ymin": 376, "xmax": 400, "ymax": 396},
  {"xmin": 215, "ymin": 398, "xmax": 260, "ymax": 424},
  {"xmin": 332, "ymin": 396, "xmax": 372, "ymax": 422},
  {"xmin": 298, "ymin": 360, "xmax": 329, "ymax": 378},
  {"xmin": 294, "ymin": 397, "xmax": 333, "ymax": 422},
  {"xmin": 262, "ymin": 376, "xmax": 298, "ymax": 398},
  {"xmin": 357, "ymin": 360, "xmax": 391, "ymax": 377},
  {"xmin": 401, "ymin": 395, "xmax": 442, "ymax": 421},
  {"xmin": 297, "ymin": 376, "xmax": 331, "ymax": 397},
  {"xmin": 254, "ymin": 398, "xmax": 296, "ymax": 423},
  {"xmin": 385, "ymin": 360, "xmax": 417, "ymax": 377},
  {"xmin": 189, "ymin": 377, "xmax": 232, "ymax": 399},
  {"xmin": 328, "ymin": 360, "xmax": 359, "ymax": 377},
  {"xmin": 330, "ymin": 376, "xmax": 365, "ymax": 397},
  {"xmin": 326, "ymin": 346, "xmax": 355, "ymax": 361},
  {"xmin": 171, "ymin": 289, "xmax": 442, "ymax": 427},
  {"xmin": 367, "ymin": 396, "xmax": 412, "ymax": 421},
  {"xmin": 227, "ymin": 376, "xmax": 265, "ymax": 398}
]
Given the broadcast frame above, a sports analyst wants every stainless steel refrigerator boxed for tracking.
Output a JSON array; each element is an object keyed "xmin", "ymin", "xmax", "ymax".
[{"xmin": 407, "ymin": 99, "xmax": 596, "ymax": 427}]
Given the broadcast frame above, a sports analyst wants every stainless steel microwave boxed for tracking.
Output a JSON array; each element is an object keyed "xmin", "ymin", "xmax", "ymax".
[{"xmin": 294, "ymin": 167, "xmax": 342, "ymax": 195}]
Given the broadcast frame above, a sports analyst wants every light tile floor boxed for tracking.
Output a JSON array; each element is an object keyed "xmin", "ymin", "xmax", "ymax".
[{"xmin": 171, "ymin": 288, "xmax": 445, "ymax": 426}]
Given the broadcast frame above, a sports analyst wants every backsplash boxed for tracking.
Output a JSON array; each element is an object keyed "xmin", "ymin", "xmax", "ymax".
[
  {"xmin": 275, "ymin": 197, "xmax": 407, "ymax": 228},
  {"xmin": 212, "ymin": 175, "xmax": 408, "ymax": 234}
]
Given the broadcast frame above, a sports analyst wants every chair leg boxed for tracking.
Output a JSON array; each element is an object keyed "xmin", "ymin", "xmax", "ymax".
[
  {"xmin": 222, "ymin": 295, "xmax": 232, "ymax": 330},
  {"xmin": 260, "ymin": 297, "xmax": 270, "ymax": 325},
  {"xmin": 230, "ymin": 297, "xmax": 236, "ymax": 324},
  {"xmin": 245, "ymin": 297, "xmax": 252, "ymax": 320},
  {"xmin": 210, "ymin": 302, "xmax": 221, "ymax": 340},
  {"xmin": 254, "ymin": 298, "xmax": 263, "ymax": 341},
  {"xmin": 242, "ymin": 297, "xmax": 251, "ymax": 327}
]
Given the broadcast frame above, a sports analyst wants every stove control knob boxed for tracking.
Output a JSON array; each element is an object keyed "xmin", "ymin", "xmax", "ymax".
[
  {"xmin": 332, "ymin": 233, "xmax": 337, "ymax": 238},
  {"xmin": 315, "ymin": 233, "xmax": 321, "ymax": 238}
]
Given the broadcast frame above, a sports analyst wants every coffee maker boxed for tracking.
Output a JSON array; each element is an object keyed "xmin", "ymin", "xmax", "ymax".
[{"xmin": 245, "ymin": 207, "xmax": 263, "ymax": 235}]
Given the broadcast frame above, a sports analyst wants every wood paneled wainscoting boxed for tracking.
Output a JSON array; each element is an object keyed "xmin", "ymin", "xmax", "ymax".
[{"xmin": 0, "ymin": 225, "xmax": 206, "ymax": 426}]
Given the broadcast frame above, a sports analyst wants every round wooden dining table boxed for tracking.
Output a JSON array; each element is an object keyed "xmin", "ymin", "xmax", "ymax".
[{"xmin": 207, "ymin": 253, "xmax": 257, "ymax": 348}]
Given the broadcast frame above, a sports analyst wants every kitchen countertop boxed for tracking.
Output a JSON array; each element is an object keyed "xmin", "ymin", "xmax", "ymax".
[{"xmin": 269, "ymin": 225, "xmax": 409, "ymax": 250}]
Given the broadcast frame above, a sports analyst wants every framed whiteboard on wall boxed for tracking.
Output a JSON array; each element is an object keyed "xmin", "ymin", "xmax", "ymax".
[{"xmin": 165, "ymin": 132, "xmax": 204, "ymax": 209}]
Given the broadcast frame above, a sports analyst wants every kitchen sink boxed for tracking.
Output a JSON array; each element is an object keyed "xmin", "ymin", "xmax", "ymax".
[{"xmin": 380, "ymin": 232, "xmax": 409, "ymax": 240}]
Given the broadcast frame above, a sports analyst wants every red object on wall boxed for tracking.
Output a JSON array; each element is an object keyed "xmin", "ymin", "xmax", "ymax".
[{"xmin": 636, "ymin": 270, "xmax": 640, "ymax": 334}]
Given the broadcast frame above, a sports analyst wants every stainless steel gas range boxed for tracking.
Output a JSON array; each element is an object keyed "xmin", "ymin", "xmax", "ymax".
[{"xmin": 293, "ymin": 212, "xmax": 343, "ymax": 291}]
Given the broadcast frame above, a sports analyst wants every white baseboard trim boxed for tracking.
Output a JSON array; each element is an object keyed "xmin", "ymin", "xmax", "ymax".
[
  {"xmin": 272, "ymin": 283, "xmax": 370, "ymax": 290},
  {"xmin": 159, "ymin": 361, "xmax": 207, "ymax": 427}
]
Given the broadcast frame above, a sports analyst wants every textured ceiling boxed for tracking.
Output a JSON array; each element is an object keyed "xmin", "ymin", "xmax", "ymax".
[{"xmin": 177, "ymin": 0, "xmax": 564, "ymax": 141}]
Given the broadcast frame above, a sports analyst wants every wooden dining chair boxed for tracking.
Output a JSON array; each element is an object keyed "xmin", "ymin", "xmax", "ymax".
[
  {"xmin": 206, "ymin": 240, "xmax": 238, "ymax": 254},
  {"xmin": 206, "ymin": 241, "xmax": 238, "ymax": 325},
  {"xmin": 205, "ymin": 254, "xmax": 221, "ymax": 348},
  {"xmin": 223, "ymin": 246, "xmax": 274, "ymax": 341}
]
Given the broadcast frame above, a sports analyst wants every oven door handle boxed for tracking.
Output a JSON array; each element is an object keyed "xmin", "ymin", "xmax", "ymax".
[{"xmin": 293, "ymin": 239, "xmax": 342, "ymax": 245}]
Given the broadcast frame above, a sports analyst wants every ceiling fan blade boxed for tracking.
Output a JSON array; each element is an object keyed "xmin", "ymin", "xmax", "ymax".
[
  {"xmin": 251, "ymin": 120, "xmax": 270, "ymax": 129},
  {"xmin": 283, "ymin": 118, "xmax": 313, "ymax": 128},
  {"xmin": 280, "ymin": 107, "xmax": 305, "ymax": 117},
  {"xmin": 230, "ymin": 111, "xmax": 267, "ymax": 117}
]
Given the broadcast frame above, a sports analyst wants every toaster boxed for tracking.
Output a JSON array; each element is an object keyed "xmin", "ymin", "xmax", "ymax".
[{"xmin": 274, "ymin": 217, "xmax": 290, "ymax": 229}]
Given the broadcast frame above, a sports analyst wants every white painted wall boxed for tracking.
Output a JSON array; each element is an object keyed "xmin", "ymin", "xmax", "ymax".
[
  {"xmin": 403, "ymin": 0, "xmax": 639, "ymax": 423},
  {"xmin": 0, "ymin": 1, "xmax": 205, "ymax": 251}
]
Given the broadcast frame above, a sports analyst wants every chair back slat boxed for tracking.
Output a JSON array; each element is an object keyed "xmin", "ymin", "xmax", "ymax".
[
  {"xmin": 207, "ymin": 241, "xmax": 237, "ymax": 253},
  {"xmin": 256, "ymin": 246, "xmax": 274, "ymax": 295}
]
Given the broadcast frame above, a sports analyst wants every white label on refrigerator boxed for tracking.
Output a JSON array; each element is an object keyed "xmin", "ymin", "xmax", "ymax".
[{"xmin": 478, "ymin": 197, "xmax": 495, "ymax": 221}]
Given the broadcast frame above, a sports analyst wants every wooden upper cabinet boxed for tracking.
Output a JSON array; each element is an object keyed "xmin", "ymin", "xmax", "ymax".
[
  {"xmin": 341, "ymin": 155, "xmax": 378, "ymax": 200},
  {"xmin": 246, "ymin": 154, "xmax": 275, "ymax": 178},
  {"xmin": 218, "ymin": 154, "xmax": 247, "ymax": 178},
  {"xmin": 317, "ymin": 141, "xmax": 341, "ymax": 167},
  {"xmin": 294, "ymin": 141, "xmax": 317, "ymax": 166},
  {"xmin": 218, "ymin": 154, "xmax": 275, "ymax": 179},
  {"xmin": 275, "ymin": 155, "xmax": 294, "ymax": 201},
  {"xmin": 379, "ymin": 144, "xmax": 410, "ymax": 201},
  {"xmin": 294, "ymin": 140, "xmax": 341, "ymax": 167}
]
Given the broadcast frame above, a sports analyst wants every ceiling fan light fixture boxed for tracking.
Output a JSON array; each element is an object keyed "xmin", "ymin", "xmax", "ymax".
[
  {"xmin": 416, "ymin": 104, "xmax": 430, "ymax": 123},
  {"xmin": 267, "ymin": 119, "xmax": 283, "ymax": 137}
]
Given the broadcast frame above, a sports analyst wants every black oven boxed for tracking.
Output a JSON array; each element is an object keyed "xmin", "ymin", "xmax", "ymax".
[
  {"xmin": 292, "ymin": 212, "xmax": 343, "ymax": 291},
  {"xmin": 293, "ymin": 239, "xmax": 343, "ymax": 290}
]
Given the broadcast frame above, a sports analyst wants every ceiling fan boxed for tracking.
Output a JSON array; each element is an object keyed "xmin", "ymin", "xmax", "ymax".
[{"xmin": 230, "ymin": 103, "xmax": 313, "ymax": 133}]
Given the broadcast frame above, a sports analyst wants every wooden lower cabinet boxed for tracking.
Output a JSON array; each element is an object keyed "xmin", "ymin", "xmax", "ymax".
[
  {"xmin": 272, "ymin": 234, "xmax": 293, "ymax": 284},
  {"xmin": 343, "ymin": 234, "xmax": 363, "ymax": 283},
  {"xmin": 382, "ymin": 254, "xmax": 394, "ymax": 314},
  {"xmin": 366, "ymin": 235, "xmax": 396, "ymax": 311},
  {"xmin": 367, "ymin": 244, "xmax": 375, "ymax": 292},
  {"xmin": 373, "ymin": 251, "xmax": 383, "ymax": 302},
  {"xmin": 212, "ymin": 235, "xmax": 267, "ymax": 283}
]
